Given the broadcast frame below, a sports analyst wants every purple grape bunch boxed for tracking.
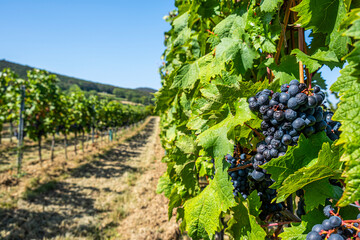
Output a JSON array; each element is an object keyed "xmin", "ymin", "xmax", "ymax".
[
  {"xmin": 306, "ymin": 205, "xmax": 360, "ymax": 240},
  {"xmin": 248, "ymin": 80, "xmax": 341, "ymax": 181}
]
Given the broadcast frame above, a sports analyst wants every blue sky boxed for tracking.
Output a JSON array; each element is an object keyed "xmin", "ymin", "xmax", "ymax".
[
  {"xmin": 0, "ymin": 0, "xmax": 174, "ymax": 90},
  {"xmin": 0, "ymin": 0, "xmax": 342, "ymax": 96}
]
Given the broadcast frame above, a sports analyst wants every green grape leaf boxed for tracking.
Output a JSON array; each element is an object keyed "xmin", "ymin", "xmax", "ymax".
[
  {"xmin": 247, "ymin": 190, "xmax": 262, "ymax": 217},
  {"xmin": 260, "ymin": 0, "xmax": 283, "ymax": 12},
  {"xmin": 278, "ymin": 222, "xmax": 307, "ymax": 240},
  {"xmin": 175, "ymin": 135, "xmax": 196, "ymax": 154},
  {"xmin": 330, "ymin": 10, "xmax": 360, "ymax": 206},
  {"xmin": 215, "ymin": 38, "xmax": 257, "ymax": 75},
  {"xmin": 168, "ymin": 186, "xmax": 182, "ymax": 220},
  {"xmin": 276, "ymin": 142, "xmax": 343, "ymax": 202},
  {"xmin": 171, "ymin": 63, "xmax": 200, "ymax": 90},
  {"xmin": 303, "ymin": 178, "xmax": 342, "ymax": 211},
  {"xmin": 267, "ymin": 56, "xmax": 300, "ymax": 84},
  {"xmin": 292, "ymin": 0, "xmax": 346, "ymax": 34},
  {"xmin": 184, "ymin": 157, "xmax": 235, "ymax": 239},
  {"xmin": 262, "ymin": 132, "xmax": 331, "ymax": 189},
  {"xmin": 291, "ymin": 49, "xmax": 340, "ymax": 72},
  {"xmin": 226, "ymin": 197, "xmax": 266, "ymax": 239},
  {"xmin": 156, "ymin": 173, "xmax": 173, "ymax": 198},
  {"xmin": 331, "ymin": 62, "xmax": 360, "ymax": 206},
  {"xmin": 197, "ymin": 99, "xmax": 253, "ymax": 160}
]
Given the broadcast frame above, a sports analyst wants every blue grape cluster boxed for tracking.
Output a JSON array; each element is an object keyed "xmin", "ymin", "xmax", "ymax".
[
  {"xmin": 224, "ymin": 145, "xmax": 284, "ymax": 220},
  {"xmin": 306, "ymin": 205, "xmax": 360, "ymax": 240},
  {"xmin": 249, "ymin": 176, "xmax": 285, "ymax": 220},
  {"xmin": 248, "ymin": 80, "xmax": 341, "ymax": 180},
  {"xmin": 226, "ymin": 153, "xmax": 251, "ymax": 199}
]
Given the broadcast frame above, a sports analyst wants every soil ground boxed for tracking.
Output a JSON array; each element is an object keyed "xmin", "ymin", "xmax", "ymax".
[{"xmin": 0, "ymin": 117, "xmax": 181, "ymax": 240}]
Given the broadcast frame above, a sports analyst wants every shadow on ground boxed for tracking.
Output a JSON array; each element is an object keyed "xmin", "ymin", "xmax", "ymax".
[{"xmin": 0, "ymin": 118, "xmax": 156, "ymax": 240}]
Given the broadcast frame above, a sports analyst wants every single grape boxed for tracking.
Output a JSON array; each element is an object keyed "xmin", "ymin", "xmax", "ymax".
[
  {"xmin": 279, "ymin": 144, "xmax": 287, "ymax": 152},
  {"xmin": 273, "ymin": 111, "xmax": 285, "ymax": 121},
  {"xmin": 253, "ymin": 161, "xmax": 262, "ymax": 170},
  {"xmin": 270, "ymin": 139, "xmax": 281, "ymax": 149},
  {"xmin": 270, "ymin": 118, "xmax": 279, "ymax": 126},
  {"xmin": 260, "ymin": 105, "xmax": 271, "ymax": 115},
  {"xmin": 311, "ymin": 224, "xmax": 324, "ymax": 233},
  {"xmin": 269, "ymin": 127, "xmax": 276, "ymax": 133},
  {"xmin": 328, "ymin": 133, "xmax": 339, "ymax": 141},
  {"xmin": 314, "ymin": 120, "xmax": 327, "ymax": 132},
  {"xmin": 292, "ymin": 136, "xmax": 299, "ymax": 142},
  {"xmin": 285, "ymin": 109, "xmax": 297, "ymax": 121},
  {"xmin": 240, "ymin": 153, "xmax": 246, "ymax": 160},
  {"xmin": 289, "ymin": 79, "xmax": 300, "ymax": 86},
  {"xmin": 257, "ymin": 144, "xmax": 266, "ymax": 154},
  {"xmin": 288, "ymin": 85, "xmax": 300, "ymax": 97},
  {"xmin": 329, "ymin": 216, "xmax": 342, "ymax": 228},
  {"xmin": 266, "ymin": 109, "xmax": 274, "ymax": 118},
  {"xmin": 332, "ymin": 122, "xmax": 341, "ymax": 132},
  {"xmin": 304, "ymin": 115, "xmax": 316, "ymax": 126},
  {"xmin": 265, "ymin": 135, "xmax": 274, "ymax": 144},
  {"xmin": 325, "ymin": 112, "xmax": 334, "ymax": 123},
  {"xmin": 306, "ymin": 231, "xmax": 322, "ymax": 240},
  {"xmin": 251, "ymin": 170, "xmax": 265, "ymax": 181},
  {"xmin": 299, "ymin": 104, "xmax": 308, "ymax": 112},
  {"xmin": 303, "ymin": 126, "xmax": 315, "ymax": 137},
  {"xmin": 307, "ymin": 96, "xmax": 318, "ymax": 108},
  {"xmin": 255, "ymin": 153, "xmax": 265, "ymax": 161},
  {"xmin": 270, "ymin": 148, "xmax": 278, "ymax": 158},
  {"xmin": 292, "ymin": 118, "xmax": 306, "ymax": 130},
  {"xmin": 296, "ymin": 92, "xmax": 308, "ymax": 105},
  {"xmin": 274, "ymin": 130, "xmax": 284, "ymax": 140},
  {"xmin": 322, "ymin": 219, "xmax": 332, "ymax": 230},
  {"xmin": 279, "ymin": 92, "xmax": 290, "ymax": 104},
  {"xmin": 272, "ymin": 92, "xmax": 280, "ymax": 101},
  {"xmin": 314, "ymin": 93, "xmax": 324, "ymax": 105},
  {"xmin": 262, "ymin": 89, "xmax": 272, "ymax": 96},
  {"xmin": 282, "ymin": 134, "xmax": 292, "ymax": 145},
  {"xmin": 269, "ymin": 99, "xmax": 279, "ymax": 106},
  {"xmin": 248, "ymin": 97, "xmax": 257, "ymax": 103},
  {"xmin": 314, "ymin": 110, "xmax": 323, "ymax": 122},
  {"xmin": 281, "ymin": 84, "xmax": 289, "ymax": 92},
  {"xmin": 263, "ymin": 149, "xmax": 272, "ymax": 160},
  {"xmin": 288, "ymin": 97, "xmax": 299, "ymax": 109},
  {"xmin": 313, "ymin": 86, "xmax": 320, "ymax": 93},
  {"xmin": 299, "ymin": 83, "xmax": 307, "ymax": 91}
]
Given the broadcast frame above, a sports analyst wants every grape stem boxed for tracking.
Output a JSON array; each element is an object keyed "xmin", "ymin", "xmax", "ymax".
[
  {"xmin": 274, "ymin": 0, "xmax": 294, "ymax": 64},
  {"xmin": 227, "ymin": 163, "xmax": 252, "ymax": 172},
  {"xmin": 244, "ymin": 123, "xmax": 264, "ymax": 140}
]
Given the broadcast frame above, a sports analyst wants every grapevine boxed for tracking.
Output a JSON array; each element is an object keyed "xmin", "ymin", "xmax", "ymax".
[
  {"xmin": 0, "ymin": 68, "xmax": 151, "ymax": 171},
  {"xmin": 156, "ymin": 0, "xmax": 360, "ymax": 239}
]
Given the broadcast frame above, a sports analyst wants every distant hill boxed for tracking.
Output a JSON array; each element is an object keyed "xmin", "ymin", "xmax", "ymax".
[
  {"xmin": 0, "ymin": 59, "xmax": 156, "ymax": 105},
  {"xmin": 135, "ymin": 87, "xmax": 157, "ymax": 93}
]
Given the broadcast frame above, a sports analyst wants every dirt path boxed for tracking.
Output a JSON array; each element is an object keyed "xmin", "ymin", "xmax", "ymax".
[{"xmin": 0, "ymin": 117, "xmax": 179, "ymax": 240}]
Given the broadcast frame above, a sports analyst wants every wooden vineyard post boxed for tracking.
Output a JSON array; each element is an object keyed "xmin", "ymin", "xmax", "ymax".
[{"xmin": 17, "ymin": 85, "xmax": 25, "ymax": 174}]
